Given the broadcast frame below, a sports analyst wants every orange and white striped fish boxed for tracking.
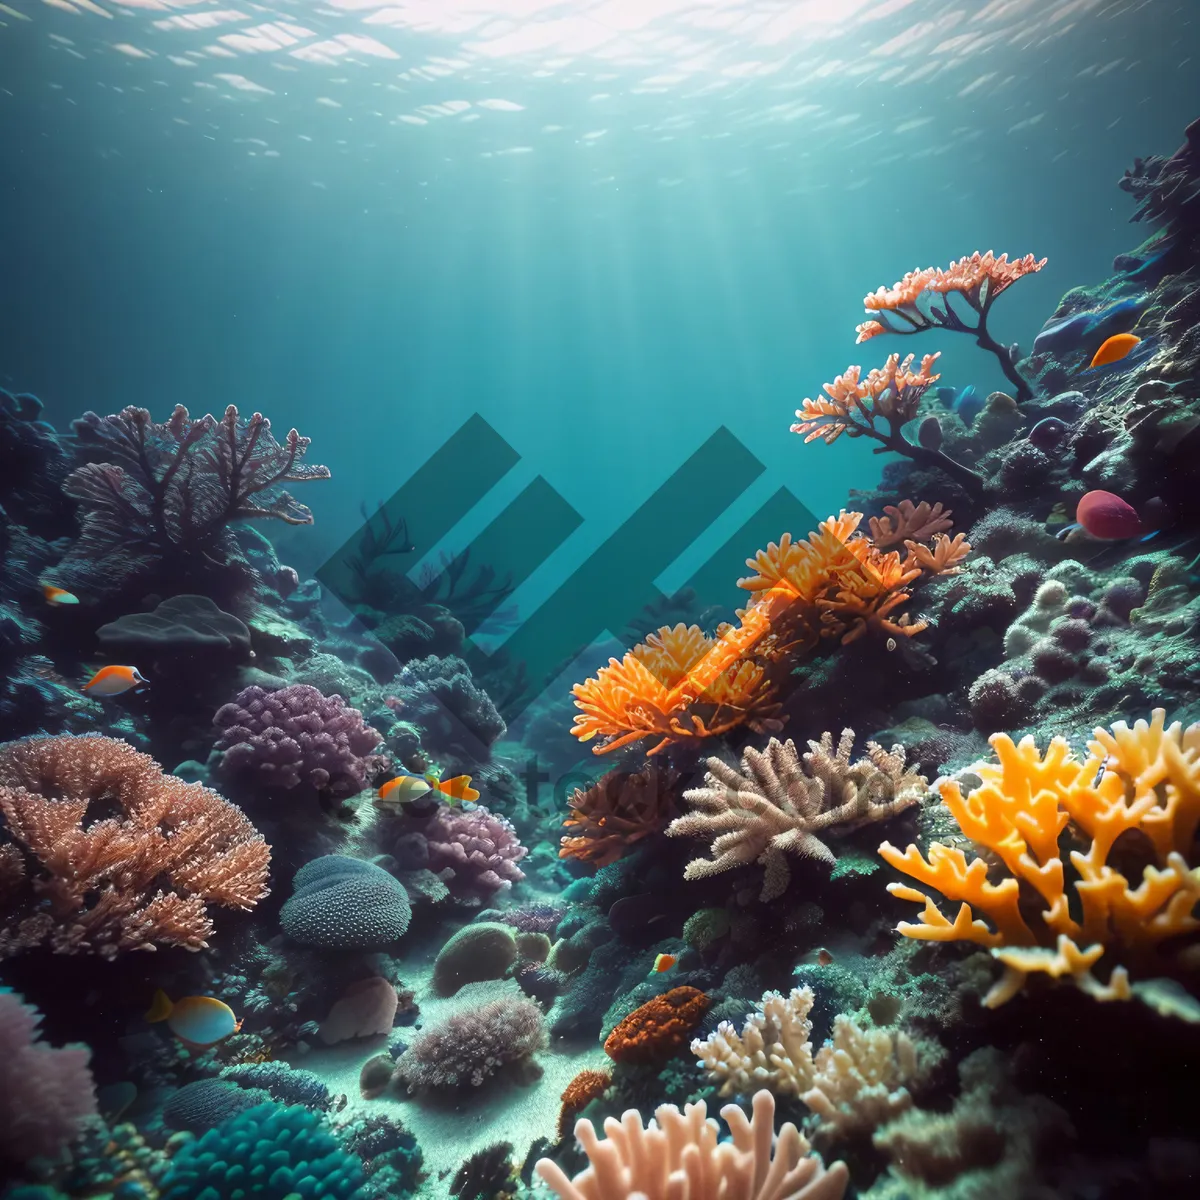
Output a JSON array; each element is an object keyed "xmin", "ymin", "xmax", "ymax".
[{"xmin": 82, "ymin": 665, "xmax": 148, "ymax": 696}]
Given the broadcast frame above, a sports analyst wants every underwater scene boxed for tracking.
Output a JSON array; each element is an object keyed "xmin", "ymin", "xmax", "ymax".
[{"xmin": 5, "ymin": 0, "xmax": 1200, "ymax": 1197}]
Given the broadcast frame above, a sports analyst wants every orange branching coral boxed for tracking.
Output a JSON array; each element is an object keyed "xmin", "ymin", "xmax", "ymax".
[
  {"xmin": 791, "ymin": 353, "xmax": 984, "ymax": 496},
  {"xmin": 879, "ymin": 710, "xmax": 1200, "ymax": 1007},
  {"xmin": 570, "ymin": 619, "xmax": 782, "ymax": 756},
  {"xmin": 571, "ymin": 512, "xmax": 966, "ymax": 758},
  {"xmin": 0, "ymin": 734, "xmax": 271, "ymax": 959},
  {"xmin": 559, "ymin": 764, "xmax": 678, "ymax": 866},
  {"xmin": 739, "ymin": 512, "xmax": 969, "ymax": 647},
  {"xmin": 604, "ymin": 986, "xmax": 711, "ymax": 1065},
  {"xmin": 856, "ymin": 251, "xmax": 1046, "ymax": 404},
  {"xmin": 557, "ymin": 1068, "xmax": 612, "ymax": 1140}
]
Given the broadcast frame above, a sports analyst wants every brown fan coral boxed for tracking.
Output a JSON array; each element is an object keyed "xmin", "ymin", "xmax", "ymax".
[
  {"xmin": 0, "ymin": 734, "xmax": 270, "ymax": 958},
  {"xmin": 668, "ymin": 731, "xmax": 927, "ymax": 901},
  {"xmin": 559, "ymin": 763, "xmax": 678, "ymax": 866}
]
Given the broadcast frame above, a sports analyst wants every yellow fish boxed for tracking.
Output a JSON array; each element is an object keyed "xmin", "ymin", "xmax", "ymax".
[
  {"xmin": 146, "ymin": 990, "xmax": 241, "ymax": 1050},
  {"xmin": 82, "ymin": 665, "xmax": 147, "ymax": 696},
  {"xmin": 1088, "ymin": 332, "xmax": 1140, "ymax": 369}
]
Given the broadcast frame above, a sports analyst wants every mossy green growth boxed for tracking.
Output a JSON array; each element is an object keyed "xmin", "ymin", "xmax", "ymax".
[
  {"xmin": 830, "ymin": 848, "xmax": 880, "ymax": 880},
  {"xmin": 682, "ymin": 908, "xmax": 731, "ymax": 949}
]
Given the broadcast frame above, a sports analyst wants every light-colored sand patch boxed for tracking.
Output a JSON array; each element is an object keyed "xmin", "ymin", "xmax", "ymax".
[{"xmin": 293, "ymin": 960, "xmax": 608, "ymax": 1189}]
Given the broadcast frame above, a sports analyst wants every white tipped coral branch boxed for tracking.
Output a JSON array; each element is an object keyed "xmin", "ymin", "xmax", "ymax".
[{"xmin": 668, "ymin": 731, "xmax": 927, "ymax": 901}]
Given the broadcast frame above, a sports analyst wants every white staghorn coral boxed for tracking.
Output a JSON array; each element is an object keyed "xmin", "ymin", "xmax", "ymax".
[
  {"xmin": 800, "ymin": 1016, "xmax": 922, "ymax": 1143},
  {"xmin": 535, "ymin": 1086, "xmax": 849, "ymax": 1200},
  {"xmin": 667, "ymin": 730, "xmax": 926, "ymax": 901},
  {"xmin": 692, "ymin": 987, "xmax": 817, "ymax": 1099}
]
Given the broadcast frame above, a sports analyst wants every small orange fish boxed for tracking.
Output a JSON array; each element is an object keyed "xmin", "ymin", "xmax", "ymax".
[
  {"xmin": 1088, "ymin": 332, "xmax": 1140, "ymax": 369},
  {"xmin": 42, "ymin": 584, "xmax": 79, "ymax": 607},
  {"xmin": 82, "ymin": 665, "xmax": 148, "ymax": 696},
  {"xmin": 376, "ymin": 774, "xmax": 433, "ymax": 809},
  {"xmin": 652, "ymin": 953, "xmax": 677, "ymax": 974},
  {"xmin": 432, "ymin": 774, "xmax": 479, "ymax": 804}
]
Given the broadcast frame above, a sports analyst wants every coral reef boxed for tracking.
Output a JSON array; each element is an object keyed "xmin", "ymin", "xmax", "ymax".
[
  {"xmin": 668, "ymin": 731, "xmax": 926, "ymax": 901},
  {"xmin": 0, "ymin": 734, "xmax": 269, "ymax": 958}
]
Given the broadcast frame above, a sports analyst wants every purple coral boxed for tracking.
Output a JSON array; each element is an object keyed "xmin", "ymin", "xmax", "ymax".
[
  {"xmin": 214, "ymin": 684, "xmax": 387, "ymax": 799},
  {"xmin": 422, "ymin": 804, "xmax": 527, "ymax": 904},
  {"xmin": 393, "ymin": 995, "xmax": 544, "ymax": 1092},
  {"xmin": 0, "ymin": 990, "xmax": 97, "ymax": 1164},
  {"xmin": 49, "ymin": 404, "xmax": 329, "ymax": 600}
]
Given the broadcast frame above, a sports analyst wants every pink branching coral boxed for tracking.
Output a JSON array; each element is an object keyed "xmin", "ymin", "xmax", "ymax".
[
  {"xmin": 0, "ymin": 734, "xmax": 271, "ymax": 959},
  {"xmin": 0, "ymin": 990, "xmax": 97, "ymax": 1164},
  {"xmin": 50, "ymin": 404, "xmax": 329, "ymax": 600},
  {"xmin": 791, "ymin": 353, "xmax": 983, "ymax": 496},
  {"xmin": 214, "ymin": 684, "xmax": 388, "ymax": 801},
  {"xmin": 424, "ymin": 803, "xmax": 528, "ymax": 904},
  {"xmin": 856, "ymin": 251, "xmax": 1047, "ymax": 403}
]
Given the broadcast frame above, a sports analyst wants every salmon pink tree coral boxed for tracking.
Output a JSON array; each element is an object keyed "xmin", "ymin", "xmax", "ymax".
[
  {"xmin": 856, "ymin": 251, "xmax": 1046, "ymax": 403},
  {"xmin": 791, "ymin": 352, "xmax": 984, "ymax": 496}
]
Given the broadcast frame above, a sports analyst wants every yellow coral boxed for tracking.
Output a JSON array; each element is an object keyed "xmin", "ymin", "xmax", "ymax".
[{"xmin": 880, "ymin": 710, "xmax": 1200, "ymax": 1006}]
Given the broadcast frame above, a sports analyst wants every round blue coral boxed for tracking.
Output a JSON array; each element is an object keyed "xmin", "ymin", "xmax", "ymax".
[
  {"xmin": 159, "ymin": 1102, "xmax": 366, "ymax": 1200},
  {"xmin": 280, "ymin": 855, "xmax": 411, "ymax": 948}
]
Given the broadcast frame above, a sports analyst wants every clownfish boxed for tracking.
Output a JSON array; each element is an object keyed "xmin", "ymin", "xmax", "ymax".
[
  {"xmin": 652, "ymin": 953, "xmax": 677, "ymax": 974},
  {"xmin": 82, "ymin": 666, "xmax": 148, "ymax": 696},
  {"xmin": 145, "ymin": 990, "xmax": 241, "ymax": 1050},
  {"xmin": 376, "ymin": 772, "xmax": 479, "ymax": 810},
  {"xmin": 1088, "ymin": 332, "xmax": 1141, "ymax": 369},
  {"xmin": 42, "ymin": 584, "xmax": 79, "ymax": 607}
]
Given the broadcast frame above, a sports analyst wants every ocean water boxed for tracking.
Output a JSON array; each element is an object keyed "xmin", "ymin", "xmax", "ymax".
[{"xmin": 3, "ymin": 0, "xmax": 1200, "ymax": 1197}]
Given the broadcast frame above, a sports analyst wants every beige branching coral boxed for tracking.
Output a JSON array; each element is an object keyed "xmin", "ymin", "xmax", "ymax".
[
  {"xmin": 868, "ymin": 501, "xmax": 954, "ymax": 549},
  {"xmin": 0, "ymin": 734, "xmax": 271, "ymax": 959},
  {"xmin": 693, "ymin": 989, "xmax": 927, "ymax": 1150},
  {"xmin": 535, "ymin": 1086, "xmax": 849, "ymax": 1200},
  {"xmin": 692, "ymin": 986, "xmax": 817, "ymax": 1099},
  {"xmin": 668, "ymin": 731, "xmax": 927, "ymax": 901},
  {"xmin": 801, "ymin": 1016, "xmax": 922, "ymax": 1144}
]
